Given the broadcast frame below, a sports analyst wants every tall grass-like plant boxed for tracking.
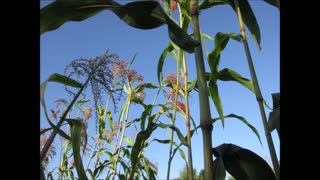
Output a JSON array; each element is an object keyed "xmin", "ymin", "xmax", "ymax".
[
  {"xmin": 41, "ymin": 1, "xmax": 280, "ymax": 179},
  {"xmin": 233, "ymin": 0, "xmax": 280, "ymax": 178}
]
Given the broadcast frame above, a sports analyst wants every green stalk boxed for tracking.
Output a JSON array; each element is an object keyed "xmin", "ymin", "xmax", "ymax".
[
  {"xmin": 233, "ymin": 0, "xmax": 280, "ymax": 179},
  {"xmin": 106, "ymin": 103, "xmax": 128, "ymax": 179},
  {"xmin": 178, "ymin": 3, "xmax": 194, "ymax": 178},
  {"xmin": 166, "ymin": 50, "xmax": 180, "ymax": 180},
  {"xmin": 111, "ymin": 100, "xmax": 131, "ymax": 180},
  {"xmin": 92, "ymin": 95, "xmax": 111, "ymax": 169},
  {"xmin": 190, "ymin": 0, "xmax": 214, "ymax": 179},
  {"xmin": 182, "ymin": 52, "xmax": 194, "ymax": 180}
]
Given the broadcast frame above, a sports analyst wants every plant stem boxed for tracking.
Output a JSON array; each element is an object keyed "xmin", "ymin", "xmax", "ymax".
[
  {"xmin": 41, "ymin": 50, "xmax": 109, "ymax": 163},
  {"xmin": 233, "ymin": 0, "xmax": 280, "ymax": 179},
  {"xmin": 40, "ymin": 73, "xmax": 92, "ymax": 162},
  {"xmin": 182, "ymin": 52, "xmax": 194, "ymax": 180},
  {"xmin": 111, "ymin": 101, "xmax": 131, "ymax": 180},
  {"xmin": 190, "ymin": 0, "xmax": 214, "ymax": 179},
  {"xmin": 166, "ymin": 55, "xmax": 180, "ymax": 180}
]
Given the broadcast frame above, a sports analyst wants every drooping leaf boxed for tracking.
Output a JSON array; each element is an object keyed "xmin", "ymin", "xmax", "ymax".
[
  {"xmin": 213, "ymin": 143, "xmax": 276, "ymax": 180},
  {"xmin": 212, "ymin": 158, "xmax": 226, "ymax": 180},
  {"xmin": 271, "ymin": 93, "xmax": 280, "ymax": 109},
  {"xmin": 65, "ymin": 119, "xmax": 88, "ymax": 180},
  {"xmin": 212, "ymin": 114, "xmax": 262, "ymax": 144},
  {"xmin": 152, "ymin": 139, "xmax": 171, "ymax": 144},
  {"xmin": 158, "ymin": 43, "xmax": 175, "ymax": 83},
  {"xmin": 199, "ymin": 0, "xmax": 227, "ymax": 10},
  {"xmin": 199, "ymin": 0, "xmax": 261, "ymax": 50},
  {"xmin": 208, "ymin": 78, "xmax": 224, "ymax": 127},
  {"xmin": 206, "ymin": 32, "xmax": 242, "ymax": 126},
  {"xmin": 41, "ymin": 1, "xmax": 198, "ymax": 53},
  {"xmin": 268, "ymin": 93, "xmax": 280, "ymax": 136},
  {"xmin": 208, "ymin": 32, "xmax": 242, "ymax": 75},
  {"xmin": 228, "ymin": 0, "xmax": 261, "ymax": 50},
  {"xmin": 124, "ymin": 136, "xmax": 134, "ymax": 146},
  {"xmin": 170, "ymin": 142, "xmax": 187, "ymax": 164},
  {"xmin": 217, "ymin": 68, "xmax": 271, "ymax": 109},
  {"xmin": 157, "ymin": 123, "xmax": 188, "ymax": 146},
  {"xmin": 74, "ymin": 98, "xmax": 90, "ymax": 108},
  {"xmin": 264, "ymin": 0, "xmax": 280, "ymax": 9},
  {"xmin": 47, "ymin": 73, "xmax": 82, "ymax": 88},
  {"xmin": 134, "ymin": 83, "xmax": 158, "ymax": 93},
  {"xmin": 40, "ymin": 80, "xmax": 71, "ymax": 140}
]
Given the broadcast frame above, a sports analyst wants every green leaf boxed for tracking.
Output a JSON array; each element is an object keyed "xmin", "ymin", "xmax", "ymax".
[
  {"xmin": 157, "ymin": 123, "xmax": 188, "ymax": 146},
  {"xmin": 40, "ymin": 80, "xmax": 71, "ymax": 140},
  {"xmin": 127, "ymin": 53, "xmax": 138, "ymax": 70},
  {"xmin": 271, "ymin": 93, "xmax": 280, "ymax": 109},
  {"xmin": 98, "ymin": 106, "xmax": 106, "ymax": 139},
  {"xmin": 87, "ymin": 169, "xmax": 94, "ymax": 179},
  {"xmin": 208, "ymin": 32, "xmax": 241, "ymax": 75},
  {"xmin": 217, "ymin": 68, "xmax": 271, "ymax": 109},
  {"xmin": 217, "ymin": 68, "xmax": 254, "ymax": 91},
  {"xmin": 199, "ymin": 0, "xmax": 227, "ymax": 10},
  {"xmin": 140, "ymin": 105, "xmax": 153, "ymax": 131},
  {"xmin": 212, "ymin": 114, "xmax": 262, "ymax": 144},
  {"xmin": 213, "ymin": 143, "xmax": 276, "ymax": 180},
  {"xmin": 105, "ymin": 110, "xmax": 114, "ymax": 132},
  {"xmin": 134, "ymin": 83, "xmax": 158, "ymax": 93},
  {"xmin": 228, "ymin": 0, "xmax": 261, "ymax": 50},
  {"xmin": 208, "ymin": 78, "xmax": 224, "ymax": 127},
  {"xmin": 40, "ymin": 0, "xmax": 116, "ymax": 34},
  {"xmin": 268, "ymin": 93, "xmax": 280, "ymax": 136},
  {"xmin": 199, "ymin": 0, "xmax": 261, "ymax": 50},
  {"xmin": 158, "ymin": 43, "xmax": 175, "ymax": 83},
  {"xmin": 206, "ymin": 32, "xmax": 242, "ymax": 126},
  {"xmin": 130, "ymin": 122, "xmax": 157, "ymax": 179},
  {"xmin": 264, "ymin": 0, "xmax": 280, "ymax": 9},
  {"xmin": 124, "ymin": 136, "xmax": 134, "ymax": 146},
  {"xmin": 65, "ymin": 119, "xmax": 88, "ymax": 180},
  {"xmin": 74, "ymin": 98, "xmax": 90, "ymax": 108},
  {"xmin": 152, "ymin": 139, "xmax": 171, "ymax": 144},
  {"xmin": 170, "ymin": 143, "xmax": 187, "ymax": 163},
  {"xmin": 120, "ymin": 160, "xmax": 129, "ymax": 171},
  {"xmin": 41, "ymin": 1, "xmax": 198, "ymax": 53},
  {"xmin": 47, "ymin": 73, "xmax": 82, "ymax": 88},
  {"xmin": 212, "ymin": 158, "xmax": 226, "ymax": 180},
  {"xmin": 187, "ymin": 79, "xmax": 197, "ymax": 93}
]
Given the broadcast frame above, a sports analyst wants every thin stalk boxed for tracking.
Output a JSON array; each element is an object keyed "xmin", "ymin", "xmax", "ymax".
[
  {"xmin": 111, "ymin": 100, "xmax": 131, "ymax": 180},
  {"xmin": 233, "ymin": 0, "xmax": 280, "ymax": 179},
  {"xmin": 93, "ymin": 95, "xmax": 111, "ymax": 169},
  {"xmin": 182, "ymin": 52, "xmax": 193, "ymax": 180},
  {"xmin": 41, "ymin": 73, "xmax": 93, "ymax": 162},
  {"xmin": 40, "ymin": 162, "xmax": 46, "ymax": 180},
  {"xmin": 106, "ymin": 103, "xmax": 126, "ymax": 179},
  {"xmin": 177, "ymin": 3, "xmax": 194, "ymax": 179},
  {"xmin": 190, "ymin": 0, "xmax": 214, "ymax": 179},
  {"xmin": 86, "ymin": 138, "xmax": 99, "ymax": 170},
  {"xmin": 40, "ymin": 51, "xmax": 108, "ymax": 163},
  {"xmin": 166, "ymin": 57, "xmax": 180, "ymax": 180}
]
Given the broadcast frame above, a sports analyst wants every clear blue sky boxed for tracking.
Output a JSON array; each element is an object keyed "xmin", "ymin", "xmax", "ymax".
[{"xmin": 41, "ymin": 1, "xmax": 279, "ymax": 179}]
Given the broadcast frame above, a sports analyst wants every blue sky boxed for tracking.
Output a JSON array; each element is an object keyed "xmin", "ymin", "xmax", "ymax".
[{"xmin": 41, "ymin": 0, "xmax": 279, "ymax": 179}]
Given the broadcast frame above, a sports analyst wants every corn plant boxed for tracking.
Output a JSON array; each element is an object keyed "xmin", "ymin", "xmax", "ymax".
[{"xmin": 41, "ymin": 0, "xmax": 280, "ymax": 179}]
